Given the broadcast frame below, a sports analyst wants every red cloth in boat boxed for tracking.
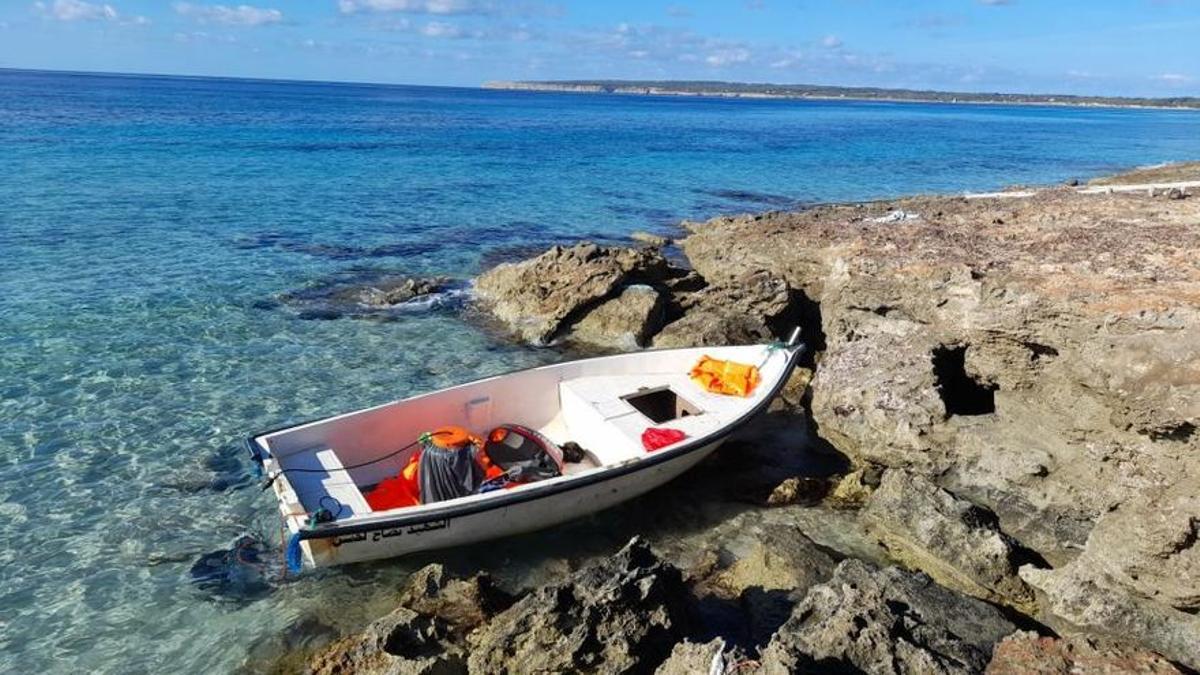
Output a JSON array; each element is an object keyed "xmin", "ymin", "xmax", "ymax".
[{"xmin": 642, "ymin": 427, "xmax": 686, "ymax": 452}]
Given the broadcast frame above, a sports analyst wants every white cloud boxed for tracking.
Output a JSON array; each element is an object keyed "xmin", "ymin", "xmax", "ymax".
[
  {"xmin": 420, "ymin": 20, "xmax": 464, "ymax": 37},
  {"xmin": 1153, "ymin": 73, "xmax": 1193, "ymax": 83},
  {"xmin": 173, "ymin": 30, "xmax": 238, "ymax": 43},
  {"xmin": 821, "ymin": 34, "xmax": 842, "ymax": 49},
  {"xmin": 705, "ymin": 48, "xmax": 750, "ymax": 67},
  {"xmin": 33, "ymin": 0, "xmax": 117, "ymax": 22},
  {"xmin": 338, "ymin": 0, "xmax": 492, "ymax": 15},
  {"xmin": 173, "ymin": 3, "xmax": 283, "ymax": 26}
]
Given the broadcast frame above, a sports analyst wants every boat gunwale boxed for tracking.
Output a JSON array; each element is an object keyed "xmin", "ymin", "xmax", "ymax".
[{"xmin": 245, "ymin": 341, "xmax": 804, "ymax": 541}]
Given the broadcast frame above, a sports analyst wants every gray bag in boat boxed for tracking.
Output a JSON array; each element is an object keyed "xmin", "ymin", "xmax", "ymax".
[{"xmin": 417, "ymin": 430, "xmax": 485, "ymax": 504}]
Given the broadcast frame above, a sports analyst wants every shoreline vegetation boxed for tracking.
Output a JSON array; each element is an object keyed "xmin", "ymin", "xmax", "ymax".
[
  {"xmin": 272, "ymin": 162, "xmax": 1200, "ymax": 674},
  {"xmin": 483, "ymin": 79, "xmax": 1200, "ymax": 110}
]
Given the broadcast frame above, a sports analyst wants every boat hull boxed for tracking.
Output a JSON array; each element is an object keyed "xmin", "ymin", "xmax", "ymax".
[{"xmin": 300, "ymin": 438, "xmax": 722, "ymax": 567}]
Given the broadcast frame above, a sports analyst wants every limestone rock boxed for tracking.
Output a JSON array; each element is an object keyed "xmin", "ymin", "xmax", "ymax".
[
  {"xmin": 985, "ymin": 631, "xmax": 1182, "ymax": 675},
  {"xmin": 631, "ymin": 231, "xmax": 670, "ymax": 247},
  {"xmin": 1080, "ymin": 492, "xmax": 1200, "ymax": 612},
  {"xmin": 826, "ymin": 467, "xmax": 878, "ymax": 508},
  {"xmin": 308, "ymin": 606, "xmax": 466, "ymax": 675},
  {"xmin": 706, "ymin": 523, "xmax": 836, "ymax": 597},
  {"xmin": 1019, "ymin": 488, "xmax": 1200, "ymax": 670},
  {"xmin": 567, "ymin": 284, "xmax": 666, "ymax": 349},
  {"xmin": 653, "ymin": 639, "xmax": 728, "ymax": 675},
  {"xmin": 653, "ymin": 270, "xmax": 798, "ymax": 347},
  {"xmin": 765, "ymin": 476, "xmax": 828, "ymax": 507},
  {"xmin": 397, "ymin": 564, "xmax": 513, "ymax": 630},
  {"xmin": 861, "ymin": 469, "xmax": 1037, "ymax": 612},
  {"xmin": 465, "ymin": 537, "xmax": 692, "ymax": 674},
  {"xmin": 759, "ymin": 559, "xmax": 1017, "ymax": 675},
  {"xmin": 475, "ymin": 242, "xmax": 669, "ymax": 344}
]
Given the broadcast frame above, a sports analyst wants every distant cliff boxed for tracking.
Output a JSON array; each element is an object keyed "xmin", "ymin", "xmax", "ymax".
[{"xmin": 483, "ymin": 79, "xmax": 1200, "ymax": 109}]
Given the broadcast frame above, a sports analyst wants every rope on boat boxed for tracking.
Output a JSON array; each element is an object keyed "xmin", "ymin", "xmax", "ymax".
[{"xmin": 259, "ymin": 430, "xmax": 452, "ymax": 492}]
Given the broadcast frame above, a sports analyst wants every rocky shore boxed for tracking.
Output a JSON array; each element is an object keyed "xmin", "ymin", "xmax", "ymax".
[{"xmin": 277, "ymin": 165, "xmax": 1199, "ymax": 674}]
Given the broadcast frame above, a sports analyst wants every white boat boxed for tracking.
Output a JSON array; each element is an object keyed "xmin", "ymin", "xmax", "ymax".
[{"xmin": 247, "ymin": 334, "xmax": 805, "ymax": 569}]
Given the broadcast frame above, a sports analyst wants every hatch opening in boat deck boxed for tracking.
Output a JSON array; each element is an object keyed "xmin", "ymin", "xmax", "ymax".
[{"xmin": 622, "ymin": 387, "xmax": 702, "ymax": 424}]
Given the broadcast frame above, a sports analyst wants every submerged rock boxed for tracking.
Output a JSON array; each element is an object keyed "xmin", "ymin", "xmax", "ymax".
[
  {"xmin": 985, "ymin": 631, "xmax": 1182, "ymax": 675},
  {"xmin": 861, "ymin": 469, "xmax": 1037, "ymax": 612},
  {"xmin": 277, "ymin": 272, "xmax": 466, "ymax": 321},
  {"xmin": 758, "ymin": 559, "xmax": 1017, "ymax": 675},
  {"xmin": 474, "ymin": 242, "xmax": 670, "ymax": 345}
]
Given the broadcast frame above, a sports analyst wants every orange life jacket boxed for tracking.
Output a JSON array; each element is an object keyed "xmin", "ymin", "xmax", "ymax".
[{"xmin": 689, "ymin": 355, "xmax": 761, "ymax": 397}]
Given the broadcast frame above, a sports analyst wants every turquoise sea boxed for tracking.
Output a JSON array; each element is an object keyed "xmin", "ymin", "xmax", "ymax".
[{"xmin": 3, "ymin": 68, "xmax": 1200, "ymax": 673}]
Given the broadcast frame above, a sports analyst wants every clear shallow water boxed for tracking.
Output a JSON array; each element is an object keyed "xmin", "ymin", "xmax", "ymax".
[{"xmin": 3, "ymin": 68, "xmax": 1200, "ymax": 673}]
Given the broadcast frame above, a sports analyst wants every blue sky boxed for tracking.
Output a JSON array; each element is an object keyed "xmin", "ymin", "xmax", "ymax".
[{"xmin": 0, "ymin": 1, "xmax": 1197, "ymax": 96}]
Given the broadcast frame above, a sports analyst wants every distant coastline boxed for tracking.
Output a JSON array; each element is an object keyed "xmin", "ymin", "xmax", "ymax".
[{"xmin": 483, "ymin": 79, "xmax": 1200, "ymax": 110}]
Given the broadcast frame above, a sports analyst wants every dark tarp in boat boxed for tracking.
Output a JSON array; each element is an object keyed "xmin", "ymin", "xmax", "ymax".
[{"xmin": 418, "ymin": 429, "xmax": 484, "ymax": 504}]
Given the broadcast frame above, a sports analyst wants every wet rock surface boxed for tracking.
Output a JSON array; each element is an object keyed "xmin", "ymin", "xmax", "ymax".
[{"xmin": 275, "ymin": 271, "xmax": 466, "ymax": 321}]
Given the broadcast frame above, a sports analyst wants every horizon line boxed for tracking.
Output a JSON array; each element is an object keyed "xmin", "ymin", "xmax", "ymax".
[{"xmin": 1, "ymin": 66, "xmax": 1195, "ymax": 104}]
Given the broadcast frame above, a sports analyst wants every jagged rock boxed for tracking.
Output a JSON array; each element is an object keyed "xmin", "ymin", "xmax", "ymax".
[
  {"xmin": 808, "ymin": 322, "xmax": 946, "ymax": 471},
  {"xmin": 1079, "ymin": 492, "xmax": 1200, "ymax": 612},
  {"xmin": 465, "ymin": 537, "xmax": 692, "ymax": 674},
  {"xmin": 697, "ymin": 523, "xmax": 838, "ymax": 651},
  {"xmin": 308, "ymin": 606, "xmax": 466, "ymax": 675},
  {"xmin": 677, "ymin": 181, "xmax": 1200, "ymax": 658},
  {"xmin": 653, "ymin": 270, "xmax": 798, "ymax": 347},
  {"xmin": 397, "ymin": 564, "xmax": 514, "ymax": 630},
  {"xmin": 1019, "ymin": 488, "xmax": 1200, "ymax": 670},
  {"xmin": 631, "ymin": 231, "xmax": 670, "ymax": 247},
  {"xmin": 654, "ymin": 639, "xmax": 729, "ymax": 675},
  {"xmin": 765, "ymin": 476, "xmax": 828, "ymax": 506},
  {"xmin": 861, "ymin": 469, "xmax": 1037, "ymax": 612},
  {"xmin": 475, "ymin": 242, "xmax": 670, "ymax": 344},
  {"xmin": 705, "ymin": 523, "xmax": 836, "ymax": 597},
  {"xmin": 826, "ymin": 467, "xmax": 878, "ymax": 508},
  {"xmin": 985, "ymin": 631, "xmax": 1182, "ymax": 674},
  {"xmin": 567, "ymin": 284, "xmax": 667, "ymax": 349},
  {"xmin": 759, "ymin": 559, "xmax": 1017, "ymax": 675}
]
